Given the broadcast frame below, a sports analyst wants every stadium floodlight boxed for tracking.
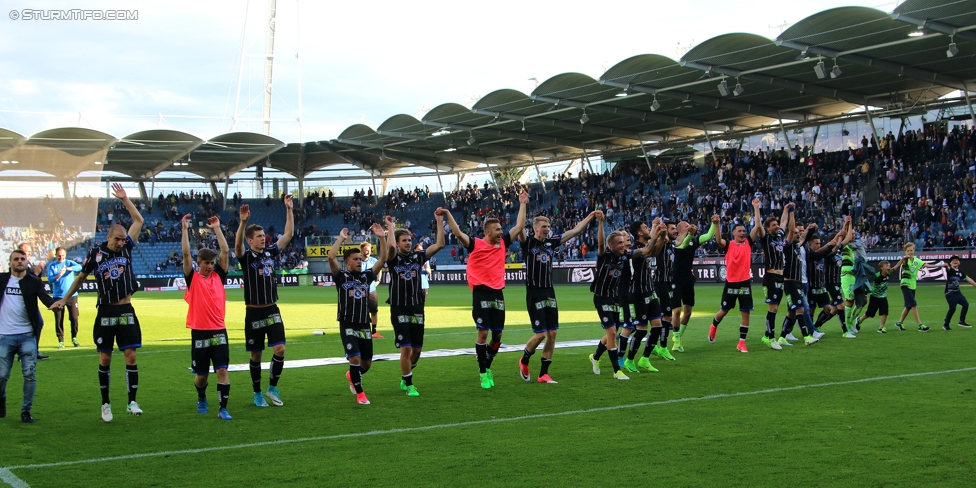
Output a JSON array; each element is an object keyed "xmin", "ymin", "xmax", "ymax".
[
  {"xmin": 379, "ymin": 149, "xmax": 386, "ymax": 161},
  {"xmin": 93, "ymin": 161, "xmax": 102, "ymax": 165},
  {"xmin": 732, "ymin": 79, "xmax": 744, "ymax": 96},
  {"xmin": 830, "ymin": 63, "xmax": 842, "ymax": 79},
  {"xmin": 650, "ymin": 96, "xmax": 661, "ymax": 112},
  {"xmin": 717, "ymin": 78, "xmax": 730, "ymax": 97},
  {"xmin": 444, "ymin": 141, "xmax": 457, "ymax": 152},
  {"xmin": 466, "ymin": 133, "xmax": 476, "ymax": 146},
  {"xmin": 187, "ymin": 152, "xmax": 191, "ymax": 162},
  {"xmin": 947, "ymin": 37, "xmax": 959, "ymax": 58},
  {"xmin": 265, "ymin": 157, "xmax": 271, "ymax": 168},
  {"xmin": 616, "ymin": 86, "xmax": 630, "ymax": 97},
  {"xmin": 795, "ymin": 50, "xmax": 809, "ymax": 61},
  {"xmin": 580, "ymin": 110, "xmax": 589, "ymax": 125},
  {"xmin": 908, "ymin": 24, "xmax": 926, "ymax": 37},
  {"xmin": 0, "ymin": 160, "xmax": 8, "ymax": 164},
  {"xmin": 814, "ymin": 59, "xmax": 827, "ymax": 79},
  {"xmin": 10, "ymin": 160, "xmax": 18, "ymax": 164}
]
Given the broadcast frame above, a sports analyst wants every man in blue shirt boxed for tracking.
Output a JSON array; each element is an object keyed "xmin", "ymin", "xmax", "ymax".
[{"xmin": 46, "ymin": 247, "xmax": 83, "ymax": 348}]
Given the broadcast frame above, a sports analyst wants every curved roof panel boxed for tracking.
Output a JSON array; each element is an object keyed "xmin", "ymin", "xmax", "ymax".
[
  {"xmin": 0, "ymin": 128, "xmax": 27, "ymax": 152},
  {"xmin": 532, "ymin": 73, "xmax": 618, "ymax": 103},
  {"xmin": 779, "ymin": 7, "xmax": 913, "ymax": 52}
]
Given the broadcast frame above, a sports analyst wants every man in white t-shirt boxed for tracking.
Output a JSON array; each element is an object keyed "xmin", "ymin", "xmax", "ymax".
[{"xmin": 0, "ymin": 250, "xmax": 60, "ymax": 423}]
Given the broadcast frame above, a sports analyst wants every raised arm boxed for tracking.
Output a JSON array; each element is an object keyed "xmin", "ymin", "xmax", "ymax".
[
  {"xmin": 698, "ymin": 218, "xmax": 718, "ymax": 245},
  {"xmin": 436, "ymin": 208, "xmax": 470, "ymax": 249},
  {"xmin": 508, "ymin": 190, "xmax": 529, "ymax": 242},
  {"xmin": 112, "ymin": 183, "xmax": 144, "ymax": 244},
  {"xmin": 840, "ymin": 216, "xmax": 855, "ymax": 246},
  {"xmin": 275, "ymin": 194, "xmax": 294, "ymax": 249},
  {"xmin": 643, "ymin": 220, "xmax": 668, "ymax": 256},
  {"xmin": 328, "ymin": 228, "xmax": 348, "ymax": 275},
  {"xmin": 750, "ymin": 198, "xmax": 764, "ymax": 241},
  {"xmin": 370, "ymin": 223, "xmax": 388, "ymax": 275},
  {"xmin": 698, "ymin": 214, "xmax": 722, "ymax": 244},
  {"xmin": 235, "ymin": 204, "xmax": 249, "ymax": 257},
  {"xmin": 714, "ymin": 215, "xmax": 728, "ymax": 249},
  {"xmin": 181, "ymin": 214, "xmax": 194, "ymax": 277},
  {"xmin": 208, "ymin": 216, "xmax": 229, "ymax": 272},
  {"xmin": 426, "ymin": 212, "xmax": 446, "ymax": 258},
  {"xmin": 596, "ymin": 211, "xmax": 606, "ymax": 255},
  {"xmin": 785, "ymin": 202, "xmax": 797, "ymax": 243},
  {"xmin": 561, "ymin": 210, "xmax": 597, "ymax": 244},
  {"xmin": 385, "ymin": 215, "xmax": 397, "ymax": 254}
]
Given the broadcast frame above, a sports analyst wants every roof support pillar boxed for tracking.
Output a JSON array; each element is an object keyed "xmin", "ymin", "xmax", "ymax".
[
  {"xmin": 137, "ymin": 181, "xmax": 148, "ymax": 201},
  {"xmin": 486, "ymin": 163, "xmax": 498, "ymax": 189},
  {"xmin": 562, "ymin": 158, "xmax": 579, "ymax": 177},
  {"xmin": 456, "ymin": 172, "xmax": 466, "ymax": 192},
  {"xmin": 639, "ymin": 140, "xmax": 653, "ymax": 171},
  {"xmin": 370, "ymin": 175, "xmax": 378, "ymax": 206},
  {"xmin": 530, "ymin": 153, "xmax": 546, "ymax": 194},
  {"xmin": 964, "ymin": 82, "xmax": 976, "ymax": 129},
  {"xmin": 381, "ymin": 178, "xmax": 390, "ymax": 197},
  {"xmin": 810, "ymin": 125, "xmax": 821, "ymax": 153},
  {"xmin": 223, "ymin": 180, "xmax": 230, "ymax": 211},
  {"xmin": 209, "ymin": 182, "xmax": 220, "ymax": 201},
  {"xmin": 778, "ymin": 119, "xmax": 792, "ymax": 151},
  {"xmin": 297, "ymin": 178, "xmax": 304, "ymax": 206},
  {"xmin": 62, "ymin": 181, "xmax": 71, "ymax": 199},
  {"xmin": 863, "ymin": 105, "xmax": 882, "ymax": 156},
  {"xmin": 702, "ymin": 126, "xmax": 717, "ymax": 159},
  {"xmin": 582, "ymin": 151, "xmax": 594, "ymax": 175},
  {"xmin": 435, "ymin": 169, "xmax": 447, "ymax": 204}
]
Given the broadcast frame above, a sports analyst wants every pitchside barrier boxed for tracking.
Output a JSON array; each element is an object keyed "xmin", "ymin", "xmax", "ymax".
[{"xmin": 41, "ymin": 252, "xmax": 975, "ymax": 293}]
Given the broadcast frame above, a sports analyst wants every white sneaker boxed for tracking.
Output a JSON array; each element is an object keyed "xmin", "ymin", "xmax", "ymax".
[
  {"xmin": 769, "ymin": 340, "xmax": 783, "ymax": 350},
  {"xmin": 101, "ymin": 403, "xmax": 113, "ymax": 423},
  {"xmin": 589, "ymin": 354, "xmax": 601, "ymax": 375},
  {"xmin": 804, "ymin": 336, "xmax": 820, "ymax": 346},
  {"xmin": 777, "ymin": 337, "xmax": 793, "ymax": 347},
  {"xmin": 613, "ymin": 370, "xmax": 630, "ymax": 381},
  {"xmin": 812, "ymin": 330, "xmax": 825, "ymax": 340},
  {"xmin": 842, "ymin": 332, "xmax": 857, "ymax": 339},
  {"xmin": 785, "ymin": 333, "xmax": 799, "ymax": 341},
  {"xmin": 126, "ymin": 401, "xmax": 143, "ymax": 416}
]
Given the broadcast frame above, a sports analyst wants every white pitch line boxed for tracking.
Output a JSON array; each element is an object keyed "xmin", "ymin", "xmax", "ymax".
[
  {"xmin": 223, "ymin": 339, "xmax": 601, "ymax": 372},
  {"xmin": 3, "ymin": 366, "xmax": 974, "ymax": 477},
  {"xmin": 0, "ymin": 469, "xmax": 29, "ymax": 488}
]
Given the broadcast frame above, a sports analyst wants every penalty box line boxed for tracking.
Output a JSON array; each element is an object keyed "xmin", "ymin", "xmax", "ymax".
[{"xmin": 3, "ymin": 366, "xmax": 975, "ymax": 479}]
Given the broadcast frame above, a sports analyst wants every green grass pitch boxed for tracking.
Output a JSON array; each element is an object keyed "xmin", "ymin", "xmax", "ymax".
[{"xmin": 2, "ymin": 283, "xmax": 975, "ymax": 487}]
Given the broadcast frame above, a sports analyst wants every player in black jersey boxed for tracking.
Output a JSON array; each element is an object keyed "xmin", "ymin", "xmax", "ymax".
[
  {"xmin": 670, "ymin": 217, "xmax": 718, "ymax": 351},
  {"xmin": 811, "ymin": 220, "xmax": 854, "ymax": 336},
  {"xmin": 780, "ymin": 210, "xmax": 836, "ymax": 346},
  {"xmin": 234, "ymin": 195, "xmax": 294, "ymax": 408},
  {"xmin": 330, "ymin": 225, "xmax": 388, "ymax": 405},
  {"xmin": 384, "ymin": 213, "xmax": 445, "ymax": 396},
  {"xmin": 653, "ymin": 220, "xmax": 678, "ymax": 353},
  {"xmin": 754, "ymin": 202, "xmax": 790, "ymax": 350},
  {"xmin": 622, "ymin": 220, "xmax": 670, "ymax": 372},
  {"xmin": 55, "ymin": 183, "xmax": 145, "ymax": 422},
  {"xmin": 587, "ymin": 213, "xmax": 658, "ymax": 380},
  {"xmin": 823, "ymin": 226, "xmax": 849, "ymax": 334},
  {"xmin": 941, "ymin": 256, "xmax": 976, "ymax": 330},
  {"xmin": 806, "ymin": 227, "xmax": 847, "ymax": 337},
  {"xmin": 518, "ymin": 211, "xmax": 600, "ymax": 384}
]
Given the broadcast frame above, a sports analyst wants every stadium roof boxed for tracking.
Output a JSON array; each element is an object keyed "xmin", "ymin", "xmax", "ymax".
[{"xmin": 1, "ymin": 0, "xmax": 974, "ymax": 183}]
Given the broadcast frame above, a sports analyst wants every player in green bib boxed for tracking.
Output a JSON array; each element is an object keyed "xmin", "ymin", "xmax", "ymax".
[{"xmin": 893, "ymin": 242, "xmax": 941, "ymax": 332}]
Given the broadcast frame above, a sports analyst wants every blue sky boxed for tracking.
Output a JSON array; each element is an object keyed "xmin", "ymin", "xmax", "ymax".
[{"xmin": 0, "ymin": 0, "xmax": 896, "ymax": 144}]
